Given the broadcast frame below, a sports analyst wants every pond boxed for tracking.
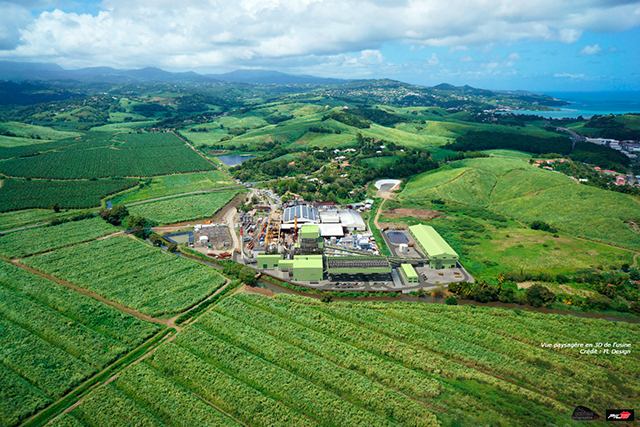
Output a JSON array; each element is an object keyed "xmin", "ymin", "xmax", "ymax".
[{"xmin": 217, "ymin": 155, "xmax": 256, "ymax": 166}]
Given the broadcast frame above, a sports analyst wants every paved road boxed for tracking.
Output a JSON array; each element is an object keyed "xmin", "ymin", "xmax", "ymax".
[{"xmin": 557, "ymin": 127, "xmax": 583, "ymax": 151}]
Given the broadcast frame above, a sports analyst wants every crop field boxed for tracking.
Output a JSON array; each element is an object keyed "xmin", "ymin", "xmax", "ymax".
[
  {"xmin": 52, "ymin": 292, "xmax": 640, "ymax": 426},
  {"xmin": 127, "ymin": 190, "xmax": 240, "ymax": 224},
  {"xmin": 0, "ymin": 217, "xmax": 118, "ymax": 259},
  {"xmin": 0, "ymin": 209, "xmax": 80, "ymax": 232},
  {"xmin": 400, "ymin": 157, "xmax": 640, "ymax": 252},
  {"xmin": 0, "ymin": 178, "xmax": 138, "ymax": 211},
  {"xmin": 90, "ymin": 120, "xmax": 158, "ymax": 132},
  {"xmin": 110, "ymin": 170, "xmax": 235, "ymax": 205},
  {"xmin": 0, "ymin": 136, "xmax": 85, "ymax": 160},
  {"xmin": 23, "ymin": 235, "xmax": 227, "ymax": 316},
  {"xmin": 0, "ymin": 132, "xmax": 215, "ymax": 179},
  {"xmin": 0, "ymin": 261, "xmax": 161, "ymax": 427}
]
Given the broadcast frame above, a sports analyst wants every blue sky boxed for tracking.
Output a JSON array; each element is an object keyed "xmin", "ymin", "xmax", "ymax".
[{"xmin": 0, "ymin": 0, "xmax": 639, "ymax": 91}]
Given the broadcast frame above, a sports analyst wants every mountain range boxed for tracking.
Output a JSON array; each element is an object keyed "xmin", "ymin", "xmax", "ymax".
[{"xmin": 0, "ymin": 61, "xmax": 345, "ymax": 85}]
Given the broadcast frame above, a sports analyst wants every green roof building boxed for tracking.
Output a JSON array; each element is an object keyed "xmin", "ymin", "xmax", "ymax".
[
  {"xmin": 300, "ymin": 224, "xmax": 319, "ymax": 239},
  {"xmin": 400, "ymin": 264, "xmax": 419, "ymax": 283},
  {"xmin": 257, "ymin": 254, "xmax": 282, "ymax": 269},
  {"xmin": 298, "ymin": 224, "xmax": 323, "ymax": 254},
  {"xmin": 409, "ymin": 224, "xmax": 459, "ymax": 269},
  {"xmin": 278, "ymin": 259, "xmax": 294, "ymax": 270},
  {"xmin": 292, "ymin": 255, "xmax": 324, "ymax": 282}
]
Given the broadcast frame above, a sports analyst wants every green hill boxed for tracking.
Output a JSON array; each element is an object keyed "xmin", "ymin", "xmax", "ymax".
[{"xmin": 401, "ymin": 156, "xmax": 640, "ymax": 252}]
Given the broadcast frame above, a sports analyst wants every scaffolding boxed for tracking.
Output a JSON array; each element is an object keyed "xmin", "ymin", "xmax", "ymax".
[{"xmin": 264, "ymin": 211, "xmax": 282, "ymax": 254}]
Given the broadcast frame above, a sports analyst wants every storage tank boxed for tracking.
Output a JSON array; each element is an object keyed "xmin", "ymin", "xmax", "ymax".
[
  {"xmin": 399, "ymin": 243, "xmax": 409, "ymax": 254},
  {"xmin": 199, "ymin": 235, "xmax": 209, "ymax": 244}
]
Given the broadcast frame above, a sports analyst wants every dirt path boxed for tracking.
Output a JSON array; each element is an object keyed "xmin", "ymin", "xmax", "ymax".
[
  {"xmin": 632, "ymin": 252, "xmax": 639, "ymax": 269},
  {"xmin": 61, "ymin": 331, "xmax": 177, "ymax": 417},
  {"xmin": 225, "ymin": 207, "xmax": 240, "ymax": 253},
  {"xmin": 373, "ymin": 197, "xmax": 387, "ymax": 231},
  {"xmin": 235, "ymin": 284, "xmax": 275, "ymax": 297},
  {"xmin": 372, "ymin": 181, "xmax": 400, "ymax": 230},
  {"xmin": 167, "ymin": 278, "xmax": 231, "ymax": 327}
]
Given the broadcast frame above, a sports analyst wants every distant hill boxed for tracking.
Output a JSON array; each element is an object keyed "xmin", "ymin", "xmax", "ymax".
[
  {"xmin": 211, "ymin": 69, "xmax": 345, "ymax": 85},
  {"xmin": 0, "ymin": 62, "xmax": 218, "ymax": 84},
  {"xmin": 0, "ymin": 61, "xmax": 344, "ymax": 85}
]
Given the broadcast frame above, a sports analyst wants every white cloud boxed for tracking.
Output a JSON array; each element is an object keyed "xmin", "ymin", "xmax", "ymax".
[
  {"xmin": 458, "ymin": 55, "xmax": 474, "ymax": 62},
  {"xmin": 580, "ymin": 43, "xmax": 602, "ymax": 55},
  {"xmin": 554, "ymin": 72, "xmax": 587, "ymax": 79},
  {"xmin": 449, "ymin": 45, "xmax": 468, "ymax": 53},
  {"xmin": 0, "ymin": 2, "xmax": 36, "ymax": 50},
  {"xmin": 0, "ymin": 0, "xmax": 638, "ymax": 71}
]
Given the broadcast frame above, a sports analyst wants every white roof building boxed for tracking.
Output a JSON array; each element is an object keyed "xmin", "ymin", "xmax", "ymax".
[
  {"xmin": 318, "ymin": 223, "xmax": 344, "ymax": 237},
  {"xmin": 319, "ymin": 211, "xmax": 340, "ymax": 223},
  {"xmin": 337, "ymin": 209, "xmax": 366, "ymax": 231}
]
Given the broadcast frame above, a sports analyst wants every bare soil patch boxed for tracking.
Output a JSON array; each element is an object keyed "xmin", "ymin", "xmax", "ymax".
[
  {"xmin": 235, "ymin": 284, "xmax": 275, "ymax": 297},
  {"xmin": 382, "ymin": 208, "xmax": 441, "ymax": 220}
]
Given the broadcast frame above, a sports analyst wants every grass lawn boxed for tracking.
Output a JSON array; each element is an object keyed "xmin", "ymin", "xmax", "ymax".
[
  {"xmin": 400, "ymin": 157, "xmax": 640, "ymax": 252},
  {"xmin": 0, "ymin": 123, "xmax": 81, "ymax": 146},
  {"xmin": 378, "ymin": 204, "xmax": 633, "ymax": 277}
]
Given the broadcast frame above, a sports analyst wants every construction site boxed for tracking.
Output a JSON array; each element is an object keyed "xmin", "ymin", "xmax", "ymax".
[{"xmin": 236, "ymin": 201, "xmax": 472, "ymax": 292}]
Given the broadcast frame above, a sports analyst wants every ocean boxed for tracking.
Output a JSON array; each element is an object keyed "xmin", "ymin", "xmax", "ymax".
[{"xmin": 507, "ymin": 91, "xmax": 640, "ymax": 119}]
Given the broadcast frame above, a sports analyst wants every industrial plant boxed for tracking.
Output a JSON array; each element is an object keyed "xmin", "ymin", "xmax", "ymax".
[{"xmin": 236, "ymin": 200, "xmax": 471, "ymax": 292}]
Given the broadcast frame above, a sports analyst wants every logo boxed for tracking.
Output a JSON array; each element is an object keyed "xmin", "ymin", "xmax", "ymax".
[
  {"xmin": 607, "ymin": 410, "xmax": 634, "ymax": 421},
  {"xmin": 572, "ymin": 406, "xmax": 600, "ymax": 421}
]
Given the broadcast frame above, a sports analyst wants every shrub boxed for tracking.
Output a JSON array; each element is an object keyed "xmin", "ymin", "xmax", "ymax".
[{"xmin": 525, "ymin": 284, "xmax": 556, "ymax": 307}]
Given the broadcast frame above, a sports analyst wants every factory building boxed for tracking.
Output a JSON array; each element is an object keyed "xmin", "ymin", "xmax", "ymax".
[
  {"xmin": 408, "ymin": 224, "xmax": 458, "ymax": 269},
  {"xmin": 319, "ymin": 211, "xmax": 340, "ymax": 223},
  {"xmin": 282, "ymin": 204, "xmax": 319, "ymax": 230},
  {"xmin": 337, "ymin": 209, "xmax": 366, "ymax": 231},
  {"xmin": 326, "ymin": 256, "xmax": 391, "ymax": 275},
  {"xmin": 400, "ymin": 264, "xmax": 419, "ymax": 283},
  {"xmin": 292, "ymin": 255, "xmax": 323, "ymax": 282},
  {"xmin": 257, "ymin": 254, "xmax": 282, "ymax": 269},
  {"xmin": 296, "ymin": 224, "xmax": 323, "ymax": 255},
  {"xmin": 318, "ymin": 223, "xmax": 344, "ymax": 238}
]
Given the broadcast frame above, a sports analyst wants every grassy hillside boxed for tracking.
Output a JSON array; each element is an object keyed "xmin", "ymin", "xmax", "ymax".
[
  {"xmin": 0, "ymin": 122, "xmax": 81, "ymax": 147},
  {"xmin": 400, "ymin": 156, "xmax": 640, "ymax": 252}
]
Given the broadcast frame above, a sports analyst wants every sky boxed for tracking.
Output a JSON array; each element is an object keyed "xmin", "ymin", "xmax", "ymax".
[{"xmin": 0, "ymin": 0, "xmax": 639, "ymax": 91}]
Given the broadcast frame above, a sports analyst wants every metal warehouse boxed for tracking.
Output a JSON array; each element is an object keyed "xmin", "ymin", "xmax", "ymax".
[
  {"xmin": 408, "ymin": 224, "xmax": 459, "ymax": 269},
  {"xmin": 283, "ymin": 205, "xmax": 319, "ymax": 225},
  {"xmin": 337, "ymin": 209, "xmax": 366, "ymax": 231}
]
